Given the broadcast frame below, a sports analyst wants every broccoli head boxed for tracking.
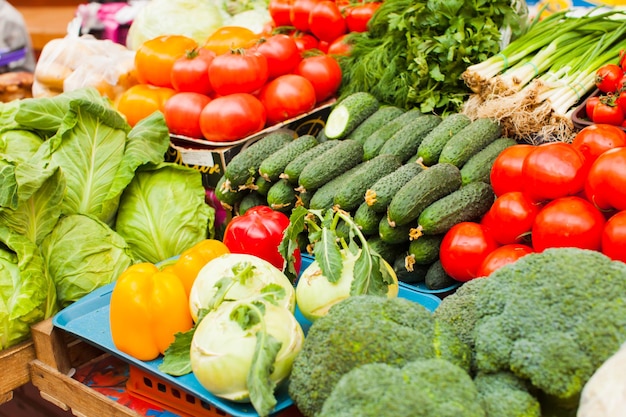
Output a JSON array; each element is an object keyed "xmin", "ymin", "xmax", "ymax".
[
  {"xmin": 461, "ymin": 248, "xmax": 626, "ymax": 410},
  {"xmin": 473, "ymin": 371, "xmax": 541, "ymax": 417},
  {"xmin": 318, "ymin": 359, "xmax": 486, "ymax": 417},
  {"xmin": 288, "ymin": 295, "xmax": 472, "ymax": 417}
]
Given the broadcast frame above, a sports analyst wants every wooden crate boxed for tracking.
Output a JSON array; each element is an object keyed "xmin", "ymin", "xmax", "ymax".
[{"xmin": 0, "ymin": 340, "xmax": 36, "ymax": 404}]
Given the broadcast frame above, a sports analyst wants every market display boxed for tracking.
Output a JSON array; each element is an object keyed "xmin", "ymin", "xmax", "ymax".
[{"xmin": 2, "ymin": 0, "xmax": 626, "ymax": 416}]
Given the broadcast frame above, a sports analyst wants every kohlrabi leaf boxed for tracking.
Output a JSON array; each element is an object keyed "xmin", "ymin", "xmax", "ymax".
[
  {"xmin": 259, "ymin": 283, "xmax": 286, "ymax": 305},
  {"xmin": 279, "ymin": 206, "xmax": 307, "ymax": 282},
  {"xmin": 247, "ymin": 331, "xmax": 281, "ymax": 417},
  {"xmin": 158, "ymin": 329, "xmax": 194, "ymax": 376},
  {"xmin": 231, "ymin": 301, "xmax": 265, "ymax": 331},
  {"xmin": 314, "ymin": 228, "xmax": 342, "ymax": 283},
  {"xmin": 350, "ymin": 249, "xmax": 388, "ymax": 296}
]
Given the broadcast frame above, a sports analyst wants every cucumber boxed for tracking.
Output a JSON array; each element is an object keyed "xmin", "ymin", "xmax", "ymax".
[
  {"xmin": 237, "ymin": 191, "xmax": 267, "ymax": 215},
  {"xmin": 364, "ymin": 161, "xmax": 426, "ymax": 213},
  {"xmin": 308, "ymin": 166, "xmax": 361, "ymax": 210},
  {"xmin": 460, "ymin": 137, "xmax": 518, "ymax": 185},
  {"xmin": 393, "ymin": 253, "xmax": 429, "ymax": 284},
  {"xmin": 215, "ymin": 174, "xmax": 246, "ymax": 208},
  {"xmin": 296, "ymin": 189, "xmax": 313, "ymax": 209},
  {"xmin": 224, "ymin": 130, "xmax": 294, "ymax": 190},
  {"xmin": 379, "ymin": 217, "xmax": 412, "ymax": 245},
  {"xmin": 316, "ymin": 126, "xmax": 330, "ymax": 143},
  {"xmin": 258, "ymin": 134, "xmax": 318, "ymax": 182},
  {"xmin": 407, "ymin": 234, "xmax": 444, "ymax": 265},
  {"xmin": 387, "ymin": 162, "xmax": 462, "ymax": 227},
  {"xmin": 298, "ymin": 139, "xmax": 364, "ymax": 192},
  {"xmin": 438, "ymin": 117, "xmax": 502, "ymax": 168},
  {"xmin": 424, "ymin": 260, "xmax": 456, "ymax": 290},
  {"xmin": 416, "ymin": 181, "xmax": 496, "ymax": 235},
  {"xmin": 362, "ymin": 108, "xmax": 422, "ymax": 160},
  {"xmin": 366, "ymin": 236, "xmax": 407, "ymax": 265},
  {"xmin": 282, "ymin": 140, "xmax": 341, "ymax": 185},
  {"xmin": 416, "ymin": 113, "xmax": 471, "ymax": 166},
  {"xmin": 324, "ymin": 92, "xmax": 380, "ymax": 140},
  {"xmin": 267, "ymin": 179, "xmax": 297, "ymax": 213},
  {"xmin": 377, "ymin": 114, "xmax": 442, "ymax": 162},
  {"xmin": 333, "ymin": 154, "xmax": 402, "ymax": 211},
  {"xmin": 254, "ymin": 175, "xmax": 272, "ymax": 196},
  {"xmin": 354, "ymin": 202, "xmax": 384, "ymax": 236},
  {"xmin": 346, "ymin": 105, "xmax": 405, "ymax": 145}
]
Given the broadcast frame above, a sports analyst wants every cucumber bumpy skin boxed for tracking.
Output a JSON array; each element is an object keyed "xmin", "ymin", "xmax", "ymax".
[
  {"xmin": 365, "ymin": 161, "xmax": 426, "ymax": 213},
  {"xmin": 347, "ymin": 105, "xmax": 406, "ymax": 145},
  {"xmin": 377, "ymin": 114, "xmax": 442, "ymax": 163},
  {"xmin": 281, "ymin": 140, "xmax": 341, "ymax": 185},
  {"xmin": 362, "ymin": 108, "xmax": 423, "ymax": 160},
  {"xmin": 298, "ymin": 139, "xmax": 364, "ymax": 192},
  {"xmin": 460, "ymin": 137, "xmax": 518, "ymax": 185},
  {"xmin": 324, "ymin": 92, "xmax": 380, "ymax": 140},
  {"xmin": 354, "ymin": 202, "xmax": 385, "ymax": 236},
  {"xmin": 258, "ymin": 134, "xmax": 318, "ymax": 182},
  {"xmin": 267, "ymin": 179, "xmax": 297, "ymax": 213},
  {"xmin": 416, "ymin": 113, "xmax": 471, "ymax": 166},
  {"xmin": 438, "ymin": 117, "xmax": 502, "ymax": 168}
]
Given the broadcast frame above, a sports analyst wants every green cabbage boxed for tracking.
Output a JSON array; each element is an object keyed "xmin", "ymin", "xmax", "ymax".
[
  {"xmin": 0, "ymin": 225, "xmax": 58, "ymax": 349},
  {"xmin": 40, "ymin": 213, "xmax": 134, "ymax": 307},
  {"xmin": 115, "ymin": 163, "xmax": 214, "ymax": 264}
]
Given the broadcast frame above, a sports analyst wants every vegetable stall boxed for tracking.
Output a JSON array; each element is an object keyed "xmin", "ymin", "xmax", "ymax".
[{"xmin": 1, "ymin": 0, "xmax": 626, "ymax": 416}]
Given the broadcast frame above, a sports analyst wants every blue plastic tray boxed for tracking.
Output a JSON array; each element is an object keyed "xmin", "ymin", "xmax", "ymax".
[{"xmin": 52, "ymin": 254, "xmax": 441, "ymax": 417}]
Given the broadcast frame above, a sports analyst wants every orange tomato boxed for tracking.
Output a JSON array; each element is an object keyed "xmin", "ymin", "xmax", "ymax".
[
  {"xmin": 135, "ymin": 35, "xmax": 198, "ymax": 88},
  {"xmin": 116, "ymin": 84, "xmax": 176, "ymax": 126},
  {"xmin": 203, "ymin": 26, "xmax": 260, "ymax": 55}
]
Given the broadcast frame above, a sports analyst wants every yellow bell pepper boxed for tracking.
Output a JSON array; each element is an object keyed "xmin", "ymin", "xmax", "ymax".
[{"xmin": 109, "ymin": 262, "xmax": 193, "ymax": 361}]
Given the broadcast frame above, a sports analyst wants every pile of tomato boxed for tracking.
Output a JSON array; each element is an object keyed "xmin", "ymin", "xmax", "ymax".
[
  {"xmin": 584, "ymin": 53, "xmax": 626, "ymax": 127},
  {"xmin": 439, "ymin": 124, "xmax": 626, "ymax": 282},
  {"xmin": 115, "ymin": 27, "xmax": 343, "ymax": 142}
]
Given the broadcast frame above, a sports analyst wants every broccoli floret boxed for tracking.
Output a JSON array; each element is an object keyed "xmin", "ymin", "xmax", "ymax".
[
  {"xmin": 473, "ymin": 371, "xmax": 541, "ymax": 417},
  {"xmin": 319, "ymin": 359, "xmax": 486, "ymax": 417},
  {"xmin": 288, "ymin": 295, "xmax": 472, "ymax": 417},
  {"xmin": 464, "ymin": 248, "xmax": 626, "ymax": 410}
]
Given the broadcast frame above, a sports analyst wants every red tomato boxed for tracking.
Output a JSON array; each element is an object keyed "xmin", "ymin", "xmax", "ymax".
[
  {"xmin": 268, "ymin": 0, "xmax": 294, "ymax": 26},
  {"xmin": 199, "ymin": 93, "xmax": 266, "ymax": 142},
  {"xmin": 327, "ymin": 34, "xmax": 352, "ymax": 57},
  {"xmin": 620, "ymin": 49, "xmax": 626, "ymax": 72},
  {"xmin": 294, "ymin": 54, "xmax": 342, "ymax": 103},
  {"xmin": 290, "ymin": 0, "xmax": 321, "ymax": 32},
  {"xmin": 595, "ymin": 63, "xmax": 624, "ymax": 94},
  {"xmin": 209, "ymin": 49, "xmax": 268, "ymax": 96},
  {"xmin": 485, "ymin": 191, "xmax": 542, "ymax": 245},
  {"xmin": 164, "ymin": 92, "xmax": 212, "ymax": 139},
  {"xmin": 476, "ymin": 244, "xmax": 534, "ymax": 277},
  {"xmin": 585, "ymin": 96, "xmax": 600, "ymax": 119},
  {"xmin": 259, "ymin": 74, "xmax": 317, "ymax": 125},
  {"xmin": 203, "ymin": 26, "xmax": 260, "ymax": 56},
  {"xmin": 170, "ymin": 48, "xmax": 215, "ymax": 95},
  {"xmin": 317, "ymin": 40, "xmax": 330, "ymax": 54},
  {"xmin": 571, "ymin": 124, "xmax": 626, "ymax": 172},
  {"xmin": 291, "ymin": 31, "xmax": 319, "ymax": 52},
  {"xmin": 489, "ymin": 144, "xmax": 534, "ymax": 197},
  {"xmin": 308, "ymin": 1, "xmax": 348, "ymax": 43},
  {"xmin": 135, "ymin": 35, "xmax": 198, "ymax": 88},
  {"xmin": 616, "ymin": 90, "xmax": 626, "ymax": 117},
  {"xmin": 439, "ymin": 222, "xmax": 500, "ymax": 282},
  {"xmin": 116, "ymin": 84, "xmax": 176, "ymax": 127},
  {"xmin": 585, "ymin": 147, "xmax": 626, "ymax": 211},
  {"xmin": 593, "ymin": 98, "xmax": 625, "ymax": 126},
  {"xmin": 601, "ymin": 210, "xmax": 626, "ymax": 263},
  {"xmin": 531, "ymin": 196, "xmax": 606, "ymax": 252},
  {"xmin": 253, "ymin": 34, "xmax": 302, "ymax": 80},
  {"xmin": 521, "ymin": 142, "xmax": 586, "ymax": 203},
  {"xmin": 346, "ymin": 2, "xmax": 382, "ymax": 32}
]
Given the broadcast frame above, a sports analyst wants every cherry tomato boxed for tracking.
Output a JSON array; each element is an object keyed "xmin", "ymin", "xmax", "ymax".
[
  {"xmin": 317, "ymin": 40, "xmax": 330, "ymax": 53},
  {"xmin": 308, "ymin": 1, "xmax": 348, "ymax": 43},
  {"xmin": 485, "ymin": 191, "xmax": 542, "ymax": 245},
  {"xmin": 616, "ymin": 90, "xmax": 626, "ymax": 117},
  {"xmin": 601, "ymin": 210, "xmax": 626, "ymax": 263},
  {"xmin": 593, "ymin": 97, "xmax": 624, "ymax": 126},
  {"xmin": 209, "ymin": 49, "xmax": 268, "ymax": 96},
  {"xmin": 476, "ymin": 244, "xmax": 534, "ymax": 277},
  {"xmin": 203, "ymin": 26, "xmax": 260, "ymax": 56},
  {"xmin": 489, "ymin": 144, "xmax": 534, "ymax": 197},
  {"xmin": 439, "ymin": 222, "xmax": 500, "ymax": 282},
  {"xmin": 595, "ymin": 63, "xmax": 624, "ymax": 94},
  {"xmin": 163, "ymin": 92, "xmax": 212, "ymax": 139},
  {"xmin": 170, "ymin": 48, "xmax": 215, "ymax": 95},
  {"xmin": 585, "ymin": 96, "xmax": 600, "ymax": 119},
  {"xmin": 521, "ymin": 142, "xmax": 586, "ymax": 203},
  {"xmin": 294, "ymin": 54, "xmax": 342, "ymax": 103},
  {"xmin": 199, "ymin": 93, "xmax": 266, "ymax": 142},
  {"xmin": 253, "ymin": 34, "xmax": 301, "ymax": 80},
  {"xmin": 585, "ymin": 147, "xmax": 626, "ymax": 211},
  {"xmin": 290, "ymin": 0, "xmax": 322, "ymax": 32},
  {"xmin": 268, "ymin": 0, "xmax": 294, "ymax": 26},
  {"xmin": 346, "ymin": 2, "xmax": 382, "ymax": 33},
  {"xmin": 571, "ymin": 124, "xmax": 626, "ymax": 173},
  {"xmin": 135, "ymin": 35, "xmax": 198, "ymax": 88},
  {"xmin": 116, "ymin": 84, "xmax": 176, "ymax": 127},
  {"xmin": 291, "ymin": 31, "xmax": 319, "ymax": 52},
  {"xmin": 531, "ymin": 196, "xmax": 606, "ymax": 252},
  {"xmin": 259, "ymin": 74, "xmax": 317, "ymax": 125},
  {"xmin": 327, "ymin": 34, "xmax": 352, "ymax": 57}
]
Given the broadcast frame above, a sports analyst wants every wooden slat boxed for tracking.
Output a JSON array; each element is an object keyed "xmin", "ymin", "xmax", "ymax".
[
  {"xmin": 0, "ymin": 340, "xmax": 36, "ymax": 404},
  {"xmin": 30, "ymin": 360, "xmax": 141, "ymax": 417}
]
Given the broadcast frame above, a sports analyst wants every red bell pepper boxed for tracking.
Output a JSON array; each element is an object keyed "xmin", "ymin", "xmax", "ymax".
[{"xmin": 222, "ymin": 205, "xmax": 301, "ymax": 276}]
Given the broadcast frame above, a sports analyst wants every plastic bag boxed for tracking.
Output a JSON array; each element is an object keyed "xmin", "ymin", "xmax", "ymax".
[{"xmin": 0, "ymin": 0, "xmax": 36, "ymax": 73}]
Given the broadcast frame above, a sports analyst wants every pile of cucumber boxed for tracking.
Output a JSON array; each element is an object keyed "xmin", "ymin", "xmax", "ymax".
[{"xmin": 215, "ymin": 92, "xmax": 519, "ymax": 291}]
